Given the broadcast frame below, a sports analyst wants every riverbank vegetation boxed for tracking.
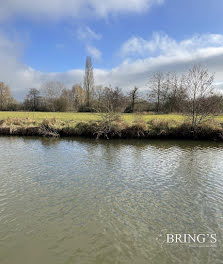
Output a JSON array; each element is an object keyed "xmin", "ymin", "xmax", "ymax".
[
  {"xmin": 0, "ymin": 57, "xmax": 223, "ymax": 140},
  {"xmin": 0, "ymin": 113, "xmax": 223, "ymax": 141}
]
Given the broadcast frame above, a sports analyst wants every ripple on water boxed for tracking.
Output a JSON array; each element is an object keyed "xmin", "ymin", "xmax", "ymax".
[{"xmin": 0, "ymin": 137, "xmax": 223, "ymax": 264}]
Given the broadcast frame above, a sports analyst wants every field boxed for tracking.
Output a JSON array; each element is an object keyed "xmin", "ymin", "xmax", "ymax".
[
  {"xmin": 0, "ymin": 111, "xmax": 223, "ymax": 123},
  {"xmin": 0, "ymin": 111, "xmax": 195, "ymax": 123}
]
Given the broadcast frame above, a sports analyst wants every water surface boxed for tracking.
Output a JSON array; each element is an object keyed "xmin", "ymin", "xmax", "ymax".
[{"xmin": 0, "ymin": 137, "xmax": 223, "ymax": 264}]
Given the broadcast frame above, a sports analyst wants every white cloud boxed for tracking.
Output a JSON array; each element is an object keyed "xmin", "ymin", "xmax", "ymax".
[
  {"xmin": 86, "ymin": 45, "xmax": 102, "ymax": 60},
  {"xmin": 1, "ymin": 31, "xmax": 223, "ymax": 100},
  {"xmin": 120, "ymin": 33, "xmax": 223, "ymax": 58},
  {"xmin": 0, "ymin": 0, "xmax": 164, "ymax": 21},
  {"xmin": 76, "ymin": 26, "xmax": 102, "ymax": 60},
  {"xmin": 120, "ymin": 36, "xmax": 156, "ymax": 57},
  {"xmin": 77, "ymin": 26, "xmax": 102, "ymax": 41}
]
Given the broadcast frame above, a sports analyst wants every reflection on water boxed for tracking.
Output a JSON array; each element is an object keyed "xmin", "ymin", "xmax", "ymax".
[{"xmin": 0, "ymin": 137, "xmax": 223, "ymax": 264}]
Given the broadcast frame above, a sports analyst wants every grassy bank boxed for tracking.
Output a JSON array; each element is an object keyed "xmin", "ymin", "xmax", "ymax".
[
  {"xmin": 0, "ymin": 111, "xmax": 188, "ymax": 123},
  {"xmin": 1, "ymin": 111, "xmax": 223, "ymax": 123},
  {"xmin": 0, "ymin": 113, "xmax": 223, "ymax": 141}
]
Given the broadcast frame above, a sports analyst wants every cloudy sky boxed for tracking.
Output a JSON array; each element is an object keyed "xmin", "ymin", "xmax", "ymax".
[{"xmin": 1, "ymin": 0, "xmax": 223, "ymax": 100}]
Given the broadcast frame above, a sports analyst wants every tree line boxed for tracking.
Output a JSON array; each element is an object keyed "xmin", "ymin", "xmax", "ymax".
[{"xmin": 0, "ymin": 57, "xmax": 223, "ymax": 121}]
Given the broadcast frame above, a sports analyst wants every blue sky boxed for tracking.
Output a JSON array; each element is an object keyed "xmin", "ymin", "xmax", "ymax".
[{"xmin": 1, "ymin": 0, "xmax": 223, "ymax": 99}]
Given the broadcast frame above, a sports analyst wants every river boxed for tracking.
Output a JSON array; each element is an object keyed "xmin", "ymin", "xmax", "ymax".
[{"xmin": 0, "ymin": 137, "xmax": 222, "ymax": 264}]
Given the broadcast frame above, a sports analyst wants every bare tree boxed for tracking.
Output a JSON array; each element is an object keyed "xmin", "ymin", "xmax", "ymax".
[
  {"xmin": 184, "ymin": 65, "xmax": 218, "ymax": 127},
  {"xmin": 60, "ymin": 84, "xmax": 86, "ymax": 111},
  {"xmin": 148, "ymin": 72, "xmax": 165, "ymax": 113},
  {"xmin": 24, "ymin": 88, "xmax": 41, "ymax": 111},
  {"xmin": 94, "ymin": 85, "xmax": 104, "ymax": 111},
  {"xmin": 71, "ymin": 84, "xmax": 86, "ymax": 109},
  {"xmin": 129, "ymin": 86, "xmax": 139, "ymax": 113},
  {"xmin": 0, "ymin": 82, "xmax": 14, "ymax": 110},
  {"xmin": 95, "ymin": 106, "xmax": 122, "ymax": 139},
  {"xmin": 164, "ymin": 73, "xmax": 187, "ymax": 113},
  {"xmin": 84, "ymin": 56, "xmax": 94, "ymax": 108},
  {"xmin": 101, "ymin": 86, "xmax": 127, "ymax": 112},
  {"xmin": 41, "ymin": 81, "xmax": 65, "ymax": 99},
  {"xmin": 41, "ymin": 81, "xmax": 66, "ymax": 111}
]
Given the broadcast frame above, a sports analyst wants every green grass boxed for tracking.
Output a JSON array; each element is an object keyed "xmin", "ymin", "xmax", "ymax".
[
  {"xmin": 0, "ymin": 112, "xmax": 101, "ymax": 123},
  {"xmin": 0, "ymin": 111, "xmax": 184, "ymax": 122},
  {"xmin": 0, "ymin": 111, "xmax": 222, "ymax": 124}
]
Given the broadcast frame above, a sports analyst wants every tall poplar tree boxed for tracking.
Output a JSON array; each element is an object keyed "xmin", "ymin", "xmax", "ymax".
[{"xmin": 83, "ymin": 56, "xmax": 94, "ymax": 108}]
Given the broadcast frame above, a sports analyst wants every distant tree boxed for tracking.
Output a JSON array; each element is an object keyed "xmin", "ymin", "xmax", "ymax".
[
  {"xmin": 163, "ymin": 73, "xmax": 187, "ymax": 113},
  {"xmin": 102, "ymin": 86, "xmax": 127, "ymax": 112},
  {"xmin": 94, "ymin": 85, "xmax": 104, "ymax": 110},
  {"xmin": 60, "ymin": 84, "xmax": 86, "ymax": 112},
  {"xmin": 41, "ymin": 81, "xmax": 65, "ymax": 99},
  {"xmin": 71, "ymin": 84, "xmax": 86, "ymax": 109},
  {"xmin": 184, "ymin": 65, "xmax": 220, "ymax": 127},
  {"xmin": 24, "ymin": 88, "xmax": 41, "ymax": 111},
  {"xmin": 54, "ymin": 96, "xmax": 70, "ymax": 112},
  {"xmin": 148, "ymin": 72, "xmax": 165, "ymax": 113},
  {"xmin": 130, "ymin": 86, "xmax": 139, "ymax": 113},
  {"xmin": 111, "ymin": 87, "xmax": 125, "ymax": 112},
  {"xmin": 0, "ymin": 82, "xmax": 14, "ymax": 110},
  {"xmin": 83, "ymin": 56, "xmax": 94, "ymax": 108},
  {"xmin": 41, "ymin": 81, "xmax": 66, "ymax": 111},
  {"xmin": 101, "ymin": 87, "xmax": 113, "ymax": 111}
]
